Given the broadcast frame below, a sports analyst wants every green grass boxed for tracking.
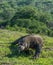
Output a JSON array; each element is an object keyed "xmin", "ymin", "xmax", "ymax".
[{"xmin": 0, "ymin": 29, "xmax": 53, "ymax": 65}]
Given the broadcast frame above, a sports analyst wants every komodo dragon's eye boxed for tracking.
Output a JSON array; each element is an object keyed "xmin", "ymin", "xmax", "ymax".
[{"xmin": 20, "ymin": 43, "xmax": 23, "ymax": 45}]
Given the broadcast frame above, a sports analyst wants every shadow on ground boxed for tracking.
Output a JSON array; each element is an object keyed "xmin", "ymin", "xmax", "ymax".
[{"xmin": 6, "ymin": 41, "xmax": 33, "ymax": 58}]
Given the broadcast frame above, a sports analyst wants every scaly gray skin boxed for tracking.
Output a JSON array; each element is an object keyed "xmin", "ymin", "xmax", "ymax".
[{"xmin": 13, "ymin": 35, "xmax": 43, "ymax": 59}]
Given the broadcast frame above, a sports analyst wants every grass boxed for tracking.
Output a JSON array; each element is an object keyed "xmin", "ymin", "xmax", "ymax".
[{"xmin": 0, "ymin": 29, "xmax": 53, "ymax": 65}]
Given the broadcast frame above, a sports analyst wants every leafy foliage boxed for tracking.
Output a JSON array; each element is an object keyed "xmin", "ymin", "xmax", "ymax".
[
  {"xmin": 5, "ymin": 7, "xmax": 53, "ymax": 36},
  {"xmin": 0, "ymin": 0, "xmax": 53, "ymax": 36}
]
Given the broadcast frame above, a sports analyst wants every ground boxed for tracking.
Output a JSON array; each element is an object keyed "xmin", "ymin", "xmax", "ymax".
[{"xmin": 0, "ymin": 29, "xmax": 53, "ymax": 65}]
